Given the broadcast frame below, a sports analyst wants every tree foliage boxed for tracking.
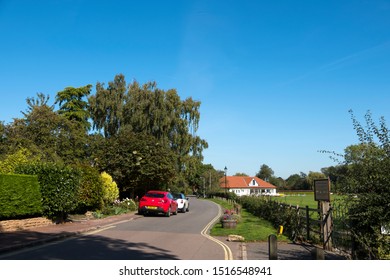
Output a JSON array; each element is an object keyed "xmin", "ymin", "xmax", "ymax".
[
  {"xmin": 0, "ymin": 147, "xmax": 39, "ymax": 174},
  {"xmin": 89, "ymin": 74, "xmax": 208, "ymax": 191},
  {"xmin": 93, "ymin": 129, "xmax": 177, "ymax": 197},
  {"xmin": 1, "ymin": 75, "xmax": 209, "ymax": 205},
  {"xmin": 256, "ymin": 164, "xmax": 274, "ymax": 182},
  {"xmin": 285, "ymin": 172, "xmax": 311, "ymax": 190},
  {"xmin": 89, "ymin": 74, "xmax": 126, "ymax": 138},
  {"xmin": 4, "ymin": 93, "xmax": 89, "ymax": 164},
  {"xmin": 328, "ymin": 110, "xmax": 390, "ymax": 259},
  {"xmin": 55, "ymin": 85, "xmax": 92, "ymax": 131}
]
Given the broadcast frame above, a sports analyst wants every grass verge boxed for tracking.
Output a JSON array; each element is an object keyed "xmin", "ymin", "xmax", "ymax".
[{"xmin": 208, "ymin": 198, "xmax": 290, "ymax": 242}]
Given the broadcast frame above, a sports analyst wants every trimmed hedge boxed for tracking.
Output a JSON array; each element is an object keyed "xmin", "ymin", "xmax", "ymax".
[
  {"xmin": 0, "ymin": 174, "xmax": 42, "ymax": 219},
  {"xmin": 15, "ymin": 162, "xmax": 80, "ymax": 222},
  {"xmin": 239, "ymin": 196, "xmax": 302, "ymax": 240}
]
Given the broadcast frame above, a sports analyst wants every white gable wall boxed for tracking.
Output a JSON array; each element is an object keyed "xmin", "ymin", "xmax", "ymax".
[
  {"xmin": 228, "ymin": 187, "xmax": 276, "ymax": 197},
  {"xmin": 249, "ymin": 179, "xmax": 258, "ymax": 186}
]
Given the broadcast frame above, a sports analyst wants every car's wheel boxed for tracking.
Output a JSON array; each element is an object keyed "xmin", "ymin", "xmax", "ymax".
[
  {"xmin": 166, "ymin": 207, "xmax": 171, "ymax": 217},
  {"xmin": 173, "ymin": 207, "xmax": 178, "ymax": 215},
  {"xmin": 186, "ymin": 205, "xmax": 189, "ymax": 212}
]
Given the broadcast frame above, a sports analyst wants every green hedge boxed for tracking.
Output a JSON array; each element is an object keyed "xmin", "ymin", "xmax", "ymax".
[
  {"xmin": 15, "ymin": 163, "xmax": 80, "ymax": 222},
  {"xmin": 0, "ymin": 174, "xmax": 42, "ymax": 219},
  {"xmin": 239, "ymin": 196, "xmax": 303, "ymax": 240}
]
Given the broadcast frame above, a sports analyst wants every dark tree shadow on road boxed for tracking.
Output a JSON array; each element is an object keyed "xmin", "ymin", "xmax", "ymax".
[{"xmin": 0, "ymin": 231, "xmax": 179, "ymax": 260}]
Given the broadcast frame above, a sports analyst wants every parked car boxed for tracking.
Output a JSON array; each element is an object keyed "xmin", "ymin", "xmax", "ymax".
[
  {"xmin": 138, "ymin": 190, "xmax": 178, "ymax": 217},
  {"xmin": 172, "ymin": 193, "xmax": 189, "ymax": 213}
]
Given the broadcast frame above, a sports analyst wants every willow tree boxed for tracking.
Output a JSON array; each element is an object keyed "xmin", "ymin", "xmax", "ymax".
[
  {"xmin": 124, "ymin": 80, "xmax": 208, "ymax": 165},
  {"xmin": 88, "ymin": 74, "xmax": 126, "ymax": 138},
  {"xmin": 88, "ymin": 74, "xmax": 208, "ymax": 190}
]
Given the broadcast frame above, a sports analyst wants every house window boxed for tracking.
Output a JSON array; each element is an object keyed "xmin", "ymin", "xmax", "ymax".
[{"xmin": 252, "ymin": 179, "xmax": 256, "ymax": 186}]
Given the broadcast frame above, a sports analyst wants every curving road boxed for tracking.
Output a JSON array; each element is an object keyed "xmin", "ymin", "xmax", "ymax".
[{"xmin": 2, "ymin": 198, "xmax": 233, "ymax": 260}]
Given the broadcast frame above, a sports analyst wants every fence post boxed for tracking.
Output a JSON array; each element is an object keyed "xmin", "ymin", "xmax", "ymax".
[
  {"xmin": 268, "ymin": 234, "xmax": 278, "ymax": 260},
  {"xmin": 306, "ymin": 206, "xmax": 310, "ymax": 241},
  {"xmin": 321, "ymin": 201, "xmax": 332, "ymax": 251}
]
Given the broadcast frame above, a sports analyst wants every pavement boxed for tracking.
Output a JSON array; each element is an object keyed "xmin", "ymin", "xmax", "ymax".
[{"xmin": 0, "ymin": 212, "xmax": 348, "ymax": 260}]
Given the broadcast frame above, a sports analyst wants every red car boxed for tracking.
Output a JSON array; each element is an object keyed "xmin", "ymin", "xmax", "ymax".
[{"xmin": 138, "ymin": 190, "xmax": 178, "ymax": 217}]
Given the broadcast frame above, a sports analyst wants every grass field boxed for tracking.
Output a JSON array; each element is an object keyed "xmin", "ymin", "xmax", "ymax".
[
  {"xmin": 271, "ymin": 192, "xmax": 341, "ymax": 209},
  {"xmin": 271, "ymin": 192, "xmax": 318, "ymax": 208}
]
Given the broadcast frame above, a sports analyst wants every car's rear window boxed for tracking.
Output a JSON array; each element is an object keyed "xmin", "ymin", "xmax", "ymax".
[
  {"xmin": 145, "ymin": 193, "xmax": 165, "ymax": 198},
  {"xmin": 172, "ymin": 193, "xmax": 181, "ymax": 199}
]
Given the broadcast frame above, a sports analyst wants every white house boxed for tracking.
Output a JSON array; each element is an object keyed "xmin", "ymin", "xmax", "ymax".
[{"xmin": 219, "ymin": 176, "xmax": 277, "ymax": 197}]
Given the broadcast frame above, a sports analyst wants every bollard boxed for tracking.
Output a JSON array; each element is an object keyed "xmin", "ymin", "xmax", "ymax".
[
  {"xmin": 278, "ymin": 225, "xmax": 284, "ymax": 235},
  {"xmin": 268, "ymin": 234, "xmax": 278, "ymax": 260},
  {"xmin": 311, "ymin": 247, "xmax": 325, "ymax": 260}
]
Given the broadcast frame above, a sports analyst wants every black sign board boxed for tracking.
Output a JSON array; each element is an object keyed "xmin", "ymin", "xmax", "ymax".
[{"xmin": 314, "ymin": 179, "xmax": 330, "ymax": 202}]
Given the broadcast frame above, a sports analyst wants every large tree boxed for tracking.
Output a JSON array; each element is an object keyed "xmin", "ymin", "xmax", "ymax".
[
  {"xmin": 88, "ymin": 74, "xmax": 208, "ymax": 189},
  {"xmin": 256, "ymin": 164, "xmax": 274, "ymax": 182},
  {"xmin": 93, "ymin": 129, "xmax": 177, "ymax": 198},
  {"xmin": 5, "ymin": 93, "xmax": 88, "ymax": 164},
  {"xmin": 88, "ymin": 74, "xmax": 127, "ymax": 138},
  {"xmin": 55, "ymin": 85, "xmax": 92, "ymax": 131}
]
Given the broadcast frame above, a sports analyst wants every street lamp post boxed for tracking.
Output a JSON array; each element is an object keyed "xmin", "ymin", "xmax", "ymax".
[{"xmin": 224, "ymin": 166, "xmax": 227, "ymax": 197}]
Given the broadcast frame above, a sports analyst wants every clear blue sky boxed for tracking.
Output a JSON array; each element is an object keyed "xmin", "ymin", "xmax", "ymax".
[{"xmin": 1, "ymin": 0, "xmax": 390, "ymax": 179}]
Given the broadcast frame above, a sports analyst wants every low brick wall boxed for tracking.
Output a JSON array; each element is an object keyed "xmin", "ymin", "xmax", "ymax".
[{"xmin": 0, "ymin": 217, "xmax": 53, "ymax": 232}]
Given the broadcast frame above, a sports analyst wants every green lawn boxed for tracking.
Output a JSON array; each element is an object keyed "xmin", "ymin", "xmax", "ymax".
[
  {"xmin": 271, "ymin": 192, "xmax": 318, "ymax": 208},
  {"xmin": 208, "ymin": 198, "xmax": 290, "ymax": 242},
  {"xmin": 271, "ymin": 192, "xmax": 342, "ymax": 209}
]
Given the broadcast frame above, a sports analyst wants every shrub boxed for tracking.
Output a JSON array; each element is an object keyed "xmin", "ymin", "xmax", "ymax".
[
  {"xmin": 220, "ymin": 209, "xmax": 241, "ymax": 223},
  {"xmin": 93, "ymin": 198, "xmax": 137, "ymax": 219},
  {"xmin": 0, "ymin": 174, "xmax": 42, "ymax": 219},
  {"xmin": 15, "ymin": 162, "xmax": 80, "ymax": 222},
  {"xmin": 101, "ymin": 172, "xmax": 119, "ymax": 206},
  {"xmin": 75, "ymin": 165, "xmax": 104, "ymax": 212},
  {"xmin": 0, "ymin": 148, "xmax": 39, "ymax": 174},
  {"xmin": 113, "ymin": 198, "xmax": 137, "ymax": 211}
]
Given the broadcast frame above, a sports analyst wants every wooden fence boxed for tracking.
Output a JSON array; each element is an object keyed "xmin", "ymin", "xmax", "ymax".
[
  {"xmin": 276, "ymin": 201, "xmax": 352, "ymax": 255},
  {"xmin": 212, "ymin": 194, "xmax": 353, "ymax": 255}
]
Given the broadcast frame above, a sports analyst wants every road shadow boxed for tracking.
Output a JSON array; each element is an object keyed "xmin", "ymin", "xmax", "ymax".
[
  {"xmin": 0, "ymin": 230, "xmax": 180, "ymax": 260},
  {"xmin": 245, "ymin": 242, "xmax": 349, "ymax": 260}
]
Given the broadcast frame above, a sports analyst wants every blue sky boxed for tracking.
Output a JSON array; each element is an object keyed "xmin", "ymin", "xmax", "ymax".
[{"xmin": 1, "ymin": 0, "xmax": 390, "ymax": 179}]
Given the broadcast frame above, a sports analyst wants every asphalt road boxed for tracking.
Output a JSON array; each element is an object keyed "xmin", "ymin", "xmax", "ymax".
[{"xmin": 2, "ymin": 198, "xmax": 232, "ymax": 260}]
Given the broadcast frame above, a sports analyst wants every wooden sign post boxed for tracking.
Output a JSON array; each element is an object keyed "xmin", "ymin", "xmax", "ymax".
[{"xmin": 314, "ymin": 178, "xmax": 332, "ymax": 251}]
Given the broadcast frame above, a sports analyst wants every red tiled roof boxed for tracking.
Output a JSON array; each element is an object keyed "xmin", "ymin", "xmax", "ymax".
[{"xmin": 219, "ymin": 176, "xmax": 276, "ymax": 189}]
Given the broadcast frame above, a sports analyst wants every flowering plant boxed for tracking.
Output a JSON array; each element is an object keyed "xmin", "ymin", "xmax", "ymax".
[
  {"xmin": 113, "ymin": 198, "xmax": 137, "ymax": 211},
  {"xmin": 220, "ymin": 209, "xmax": 241, "ymax": 223}
]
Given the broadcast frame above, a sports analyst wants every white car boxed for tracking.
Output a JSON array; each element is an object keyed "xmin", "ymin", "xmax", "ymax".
[{"xmin": 172, "ymin": 193, "xmax": 189, "ymax": 213}]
